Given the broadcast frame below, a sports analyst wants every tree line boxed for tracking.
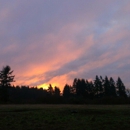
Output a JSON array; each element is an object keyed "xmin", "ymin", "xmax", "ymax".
[{"xmin": 0, "ymin": 65, "xmax": 130, "ymax": 104}]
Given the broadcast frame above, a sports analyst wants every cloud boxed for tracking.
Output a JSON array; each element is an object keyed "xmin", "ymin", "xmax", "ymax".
[{"xmin": 0, "ymin": 0, "xmax": 130, "ymax": 91}]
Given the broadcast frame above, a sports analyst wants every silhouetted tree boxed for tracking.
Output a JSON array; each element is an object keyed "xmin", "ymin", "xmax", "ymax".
[
  {"xmin": 0, "ymin": 65, "xmax": 15, "ymax": 87},
  {"xmin": 47, "ymin": 84, "xmax": 54, "ymax": 96},
  {"xmin": 116, "ymin": 77, "xmax": 127, "ymax": 97},
  {"xmin": 54, "ymin": 86, "xmax": 60, "ymax": 97},
  {"xmin": 63, "ymin": 84, "xmax": 71, "ymax": 98},
  {"xmin": 87, "ymin": 81, "xmax": 95, "ymax": 99},
  {"xmin": 0, "ymin": 65, "xmax": 15, "ymax": 102},
  {"xmin": 70, "ymin": 86, "xmax": 76, "ymax": 96},
  {"xmin": 73, "ymin": 78, "xmax": 87, "ymax": 97},
  {"xmin": 94, "ymin": 75, "xmax": 103, "ymax": 97},
  {"xmin": 109, "ymin": 77, "xmax": 117, "ymax": 97},
  {"xmin": 73, "ymin": 78, "xmax": 79, "ymax": 96},
  {"xmin": 80, "ymin": 79, "xmax": 88, "ymax": 97},
  {"xmin": 104, "ymin": 76, "xmax": 111, "ymax": 97}
]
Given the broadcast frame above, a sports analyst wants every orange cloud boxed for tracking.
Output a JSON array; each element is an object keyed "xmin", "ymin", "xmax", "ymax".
[{"xmin": 37, "ymin": 74, "xmax": 70, "ymax": 91}]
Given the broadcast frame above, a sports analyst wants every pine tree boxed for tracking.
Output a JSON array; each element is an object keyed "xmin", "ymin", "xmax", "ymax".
[
  {"xmin": 63, "ymin": 84, "xmax": 71, "ymax": 98},
  {"xmin": 54, "ymin": 86, "xmax": 60, "ymax": 97},
  {"xmin": 73, "ymin": 78, "xmax": 87, "ymax": 97},
  {"xmin": 94, "ymin": 75, "xmax": 103, "ymax": 97},
  {"xmin": 104, "ymin": 76, "xmax": 110, "ymax": 97},
  {"xmin": 47, "ymin": 84, "xmax": 54, "ymax": 96},
  {"xmin": 0, "ymin": 65, "xmax": 15, "ymax": 87},
  {"xmin": 0, "ymin": 65, "xmax": 15, "ymax": 102},
  {"xmin": 116, "ymin": 77, "xmax": 127, "ymax": 97},
  {"xmin": 88, "ymin": 81, "xmax": 95, "ymax": 99},
  {"xmin": 109, "ymin": 77, "xmax": 117, "ymax": 97}
]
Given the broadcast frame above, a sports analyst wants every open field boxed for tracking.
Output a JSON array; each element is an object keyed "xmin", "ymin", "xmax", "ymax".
[{"xmin": 0, "ymin": 105, "xmax": 130, "ymax": 130}]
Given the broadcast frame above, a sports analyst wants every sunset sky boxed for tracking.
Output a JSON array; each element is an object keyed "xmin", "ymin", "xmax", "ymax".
[{"xmin": 0, "ymin": 0, "xmax": 130, "ymax": 91}]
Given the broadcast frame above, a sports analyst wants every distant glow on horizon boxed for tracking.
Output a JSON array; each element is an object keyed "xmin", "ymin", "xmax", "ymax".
[
  {"xmin": 37, "ymin": 82, "xmax": 63, "ymax": 90},
  {"xmin": 37, "ymin": 83, "xmax": 49, "ymax": 90}
]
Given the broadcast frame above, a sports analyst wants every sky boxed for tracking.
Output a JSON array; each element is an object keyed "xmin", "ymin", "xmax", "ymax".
[{"xmin": 0, "ymin": 0, "xmax": 130, "ymax": 91}]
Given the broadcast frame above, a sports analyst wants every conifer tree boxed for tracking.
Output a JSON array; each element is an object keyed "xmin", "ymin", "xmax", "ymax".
[
  {"xmin": 63, "ymin": 84, "xmax": 71, "ymax": 98},
  {"xmin": 116, "ymin": 77, "xmax": 127, "ymax": 97},
  {"xmin": 54, "ymin": 86, "xmax": 60, "ymax": 97},
  {"xmin": 109, "ymin": 77, "xmax": 117, "ymax": 97},
  {"xmin": 94, "ymin": 75, "xmax": 103, "ymax": 97},
  {"xmin": 47, "ymin": 84, "xmax": 54, "ymax": 96},
  {"xmin": 104, "ymin": 76, "xmax": 110, "ymax": 96},
  {"xmin": 0, "ymin": 65, "xmax": 15, "ymax": 102}
]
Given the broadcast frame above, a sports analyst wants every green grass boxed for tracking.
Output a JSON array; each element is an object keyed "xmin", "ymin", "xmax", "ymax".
[{"xmin": 0, "ymin": 105, "xmax": 130, "ymax": 130}]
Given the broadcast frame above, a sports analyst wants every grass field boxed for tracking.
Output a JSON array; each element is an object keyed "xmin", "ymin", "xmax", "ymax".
[{"xmin": 0, "ymin": 105, "xmax": 130, "ymax": 130}]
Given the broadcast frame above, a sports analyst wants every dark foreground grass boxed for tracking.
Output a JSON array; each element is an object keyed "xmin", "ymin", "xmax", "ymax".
[{"xmin": 0, "ymin": 105, "xmax": 130, "ymax": 130}]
